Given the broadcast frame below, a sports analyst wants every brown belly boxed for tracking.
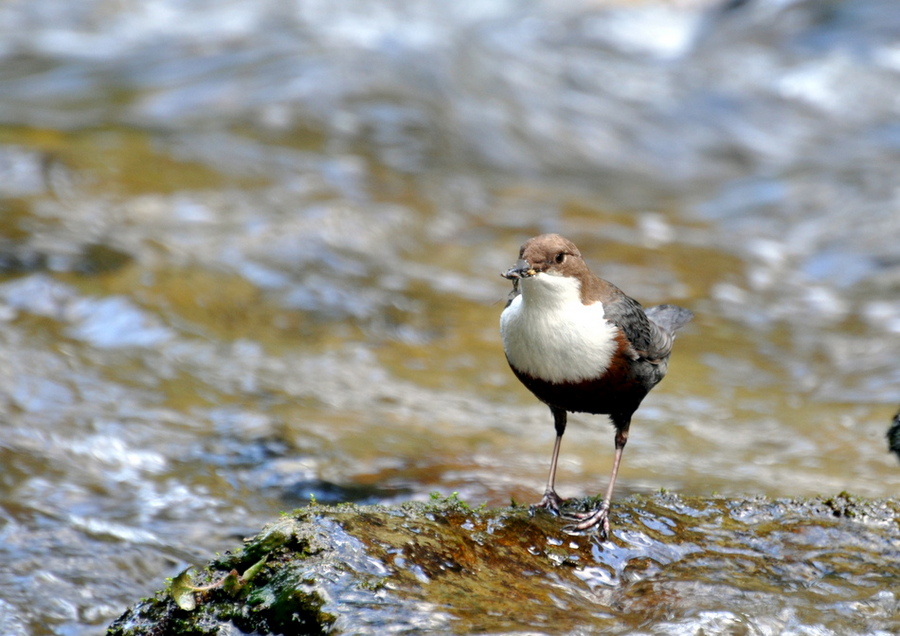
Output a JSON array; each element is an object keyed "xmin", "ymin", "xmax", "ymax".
[{"xmin": 511, "ymin": 360, "xmax": 652, "ymax": 416}]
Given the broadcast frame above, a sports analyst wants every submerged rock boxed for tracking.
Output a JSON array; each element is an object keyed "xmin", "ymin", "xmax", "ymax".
[
  {"xmin": 889, "ymin": 410, "xmax": 900, "ymax": 462},
  {"xmin": 108, "ymin": 493, "xmax": 900, "ymax": 635}
]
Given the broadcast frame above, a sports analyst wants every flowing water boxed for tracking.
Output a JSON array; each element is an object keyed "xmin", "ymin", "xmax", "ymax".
[{"xmin": 0, "ymin": 0, "xmax": 898, "ymax": 633}]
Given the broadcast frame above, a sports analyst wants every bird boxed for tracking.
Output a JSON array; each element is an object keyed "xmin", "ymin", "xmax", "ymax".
[{"xmin": 499, "ymin": 233, "xmax": 692, "ymax": 537}]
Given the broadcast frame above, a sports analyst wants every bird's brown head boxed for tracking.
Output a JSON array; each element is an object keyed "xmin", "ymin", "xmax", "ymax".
[{"xmin": 502, "ymin": 234, "xmax": 587, "ymax": 280}]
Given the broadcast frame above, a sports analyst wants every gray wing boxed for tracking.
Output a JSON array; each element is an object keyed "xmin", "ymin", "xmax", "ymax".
[
  {"xmin": 604, "ymin": 296, "xmax": 692, "ymax": 364},
  {"xmin": 643, "ymin": 303, "xmax": 693, "ymax": 361}
]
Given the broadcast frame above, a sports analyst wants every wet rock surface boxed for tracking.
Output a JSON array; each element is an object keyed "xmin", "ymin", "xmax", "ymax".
[{"xmin": 108, "ymin": 493, "xmax": 900, "ymax": 635}]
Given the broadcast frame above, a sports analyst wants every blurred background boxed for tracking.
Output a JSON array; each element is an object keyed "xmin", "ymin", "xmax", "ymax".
[{"xmin": 0, "ymin": 0, "xmax": 898, "ymax": 633}]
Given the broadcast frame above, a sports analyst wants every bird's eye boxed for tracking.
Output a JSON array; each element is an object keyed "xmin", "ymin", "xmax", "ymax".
[{"xmin": 555, "ymin": 252, "xmax": 566, "ymax": 264}]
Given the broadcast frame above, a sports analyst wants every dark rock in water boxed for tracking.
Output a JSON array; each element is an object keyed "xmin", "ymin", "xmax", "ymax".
[
  {"xmin": 107, "ymin": 493, "xmax": 900, "ymax": 635},
  {"xmin": 281, "ymin": 478, "xmax": 411, "ymax": 506},
  {"xmin": 889, "ymin": 410, "xmax": 900, "ymax": 462}
]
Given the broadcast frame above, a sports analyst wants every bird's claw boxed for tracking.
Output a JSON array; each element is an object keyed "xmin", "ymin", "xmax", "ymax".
[
  {"xmin": 529, "ymin": 490, "xmax": 566, "ymax": 517},
  {"xmin": 561, "ymin": 504, "xmax": 611, "ymax": 538}
]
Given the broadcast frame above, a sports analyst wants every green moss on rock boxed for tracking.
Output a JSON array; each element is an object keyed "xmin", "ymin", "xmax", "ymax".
[{"xmin": 108, "ymin": 494, "xmax": 900, "ymax": 635}]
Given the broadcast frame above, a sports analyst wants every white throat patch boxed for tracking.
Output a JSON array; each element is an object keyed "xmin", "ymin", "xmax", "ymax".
[{"xmin": 500, "ymin": 272, "xmax": 619, "ymax": 383}]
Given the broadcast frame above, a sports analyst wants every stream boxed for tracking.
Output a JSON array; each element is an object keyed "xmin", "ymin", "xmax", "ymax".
[{"xmin": 0, "ymin": 0, "xmax": 898, "ymax": 633}]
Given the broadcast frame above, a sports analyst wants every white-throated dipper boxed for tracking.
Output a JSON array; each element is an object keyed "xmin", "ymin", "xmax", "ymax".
[{"xmin": 500, "ymin": 233, "xmax": 692, "ymax": 536}]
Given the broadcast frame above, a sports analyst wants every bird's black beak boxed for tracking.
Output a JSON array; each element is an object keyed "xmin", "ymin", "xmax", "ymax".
[{"xmin": 501, "ymin": 259, "xmax": 536, "ymax": 280}]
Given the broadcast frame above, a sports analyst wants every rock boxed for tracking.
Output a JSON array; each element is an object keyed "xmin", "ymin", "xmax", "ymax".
[
  {"xmin": 107, "ymin": 493, "xmax": 900, "ymax": 635},
  {"xmin": 888, "ymin": 409, "xmax": 900, "ymax": 461}
]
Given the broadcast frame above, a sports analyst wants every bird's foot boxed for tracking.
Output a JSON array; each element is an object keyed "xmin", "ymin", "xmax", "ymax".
[
  {"xmin": 562, "ymin": 503, "xmax": 611, "ymax": 538},
  {"xmin": 529, "ymin": 489, "xmax": 566, "ymax": 516}
]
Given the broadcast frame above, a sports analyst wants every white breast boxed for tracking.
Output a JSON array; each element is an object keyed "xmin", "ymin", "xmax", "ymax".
[{"xmin": 500, "ymin": 272, "xmax": 620, "ymax": 384}]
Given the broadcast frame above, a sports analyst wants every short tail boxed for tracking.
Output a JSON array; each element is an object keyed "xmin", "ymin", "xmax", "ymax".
[{"xmin": 646, "ymin": 304, "xmax": 693, "ymax": 335}]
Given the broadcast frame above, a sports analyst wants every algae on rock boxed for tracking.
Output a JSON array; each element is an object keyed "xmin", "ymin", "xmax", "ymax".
[{"xmin": 108, "ymin": 494, "xmax": 900, "ymax": 635}]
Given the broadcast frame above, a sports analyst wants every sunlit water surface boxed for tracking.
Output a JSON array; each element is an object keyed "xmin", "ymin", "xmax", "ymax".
[{"xmin": 0, "ymin": 0, "xmax": 898, "ymax": 633}]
